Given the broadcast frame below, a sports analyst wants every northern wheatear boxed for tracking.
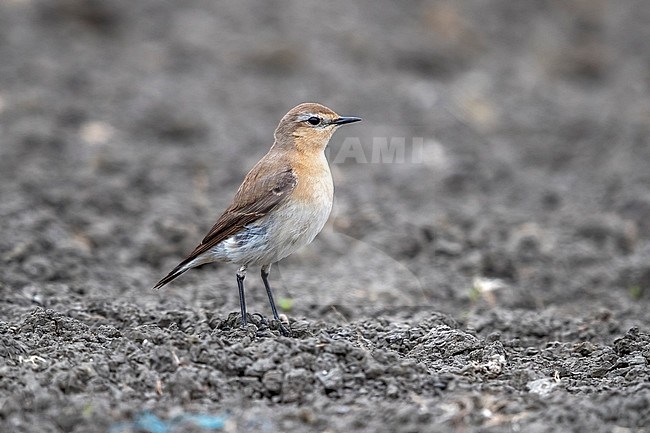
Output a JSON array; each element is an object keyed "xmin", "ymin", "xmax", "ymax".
[{"xmin": 154, "ymin": 103, "xmax": 361, "ymax": 335}]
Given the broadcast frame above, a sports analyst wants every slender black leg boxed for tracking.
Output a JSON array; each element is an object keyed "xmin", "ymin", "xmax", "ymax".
[
  {"xmin": 261, "ymin": 265, "xmax": 280, "ymax": 321},
  {"xmin": 236, "ymin": 265, "xmax": 247, "ymax": 327},
  {"xmin": 261, "ymin": 264, "xmax": 290, "ymax": 336}
]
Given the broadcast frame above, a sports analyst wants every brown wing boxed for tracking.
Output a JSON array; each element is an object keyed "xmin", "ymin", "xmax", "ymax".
[
  {"xmin": 190, "ymin": 165, "xmax": 296, "ymax": 259},
  {"xmin": 153, "ymin": 162, "xmax": 296, "ymax": 289}
]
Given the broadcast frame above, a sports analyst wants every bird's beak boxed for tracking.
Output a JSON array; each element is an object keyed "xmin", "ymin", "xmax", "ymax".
[{"xmin": 331, "ymin": 116, "xmax": 362, "ymax": 126}]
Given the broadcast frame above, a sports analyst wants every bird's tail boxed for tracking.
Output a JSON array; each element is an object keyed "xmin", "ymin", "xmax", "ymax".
[{"xmin": 153, "ymin": 261, "xmax": 191, "ymax": 289}]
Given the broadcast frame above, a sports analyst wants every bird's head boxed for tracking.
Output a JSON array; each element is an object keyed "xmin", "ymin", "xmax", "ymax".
[{"xmin": 274, "ymin": 102, "xmax": 361, "ymax": 152}]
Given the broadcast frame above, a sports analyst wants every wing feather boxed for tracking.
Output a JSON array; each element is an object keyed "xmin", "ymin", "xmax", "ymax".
[
  {"xmin": 153, "ymin": 162, "xmax": 296, "ymax": 289},
  {"xmin": 192, "ymin": 166, "xmax": 296, "ymax": 257}
]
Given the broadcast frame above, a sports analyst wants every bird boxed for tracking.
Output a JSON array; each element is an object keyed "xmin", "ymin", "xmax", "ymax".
[{"xmin": 153, "ymin": 103, "xmax": 361, "ymax": 335}]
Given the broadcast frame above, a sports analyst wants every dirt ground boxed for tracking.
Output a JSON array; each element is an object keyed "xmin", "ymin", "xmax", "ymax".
[{"xmin": 1, "ymin": 1, "xmax": 649, "ymax": 432}]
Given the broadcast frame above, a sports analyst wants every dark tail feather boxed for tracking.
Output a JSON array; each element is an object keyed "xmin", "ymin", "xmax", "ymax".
[{"xmin": 153, "ymin": 262, "xmax": 190, "ymax": 289}]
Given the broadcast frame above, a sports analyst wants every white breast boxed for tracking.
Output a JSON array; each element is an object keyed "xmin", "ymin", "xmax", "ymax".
[{"xmin": 257, "ymin": 167, "xmax": 333, "ymax": 264}]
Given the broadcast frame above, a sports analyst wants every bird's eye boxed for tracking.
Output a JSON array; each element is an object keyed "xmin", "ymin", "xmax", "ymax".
[{"xmin": 307, "ymin": 116, "xmax": 321, "ymax": 126}]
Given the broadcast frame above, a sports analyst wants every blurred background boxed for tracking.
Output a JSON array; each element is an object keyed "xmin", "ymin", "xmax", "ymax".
[{"xmin": 1, "ymin": 0, "xmax": 649, "ymax": 320}]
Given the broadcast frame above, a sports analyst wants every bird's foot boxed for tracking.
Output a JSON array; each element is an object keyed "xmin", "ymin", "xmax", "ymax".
[{"xmin": 277, "ymin": 322, "xmax": 291, "ymax": 337}]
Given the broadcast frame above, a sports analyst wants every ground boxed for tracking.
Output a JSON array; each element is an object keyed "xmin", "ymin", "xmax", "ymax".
[{"xmin": 1, "ymin": 1, "xmax": 649, "ymax": 432}]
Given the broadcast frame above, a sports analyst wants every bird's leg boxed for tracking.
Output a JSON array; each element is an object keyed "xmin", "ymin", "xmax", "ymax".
[
  {"xmin": 260, "ymin": 264, "xmax": 280, "ymax": 321},
  {"xmin": 236, "ymin": 265, "xmax": 247, "ymax": 327},
  {"xmin": 261, "ymin": 264, "xmax": 290, "ymax": 336}
]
